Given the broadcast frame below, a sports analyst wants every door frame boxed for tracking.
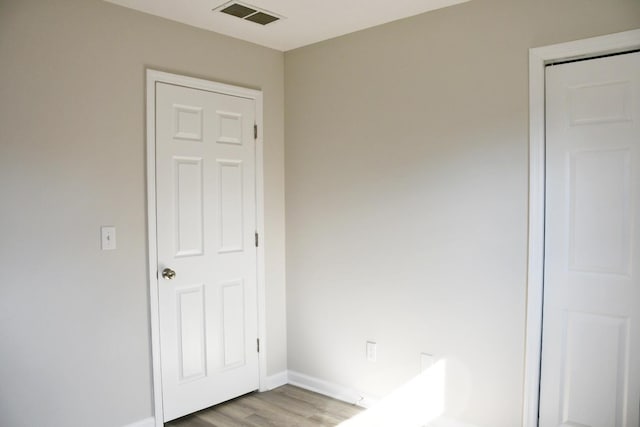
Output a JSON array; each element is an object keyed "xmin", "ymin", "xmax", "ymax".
[
  {"xmin": 523, "ymin": 29, "xmax": 640, "ymax": 427},
  {"xmin": 145, "ymin": 69, "xmax": 267, "ymax": 426}
]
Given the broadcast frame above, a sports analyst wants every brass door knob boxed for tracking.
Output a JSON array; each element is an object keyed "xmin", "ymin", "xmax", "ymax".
[{"xmin": 162, "ymin": 268, "xmax": 176, "ymax": 280}]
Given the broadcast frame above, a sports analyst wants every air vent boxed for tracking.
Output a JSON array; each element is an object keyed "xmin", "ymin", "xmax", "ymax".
[
  {"xmin": 245, "ymin": 11, "xmax": 280, "ymax": 25},
  {"xmin": 215, "ymin": 1, "xmax": 282, "ymax": 26},
  {"xmin": 220, "ymin": 3, "xmax": 256, "ymax": 18}
]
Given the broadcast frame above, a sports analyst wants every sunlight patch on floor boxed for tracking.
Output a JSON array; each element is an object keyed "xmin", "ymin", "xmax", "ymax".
[{"xmin": 338, "ymin": 360, "xmax": 447, "ymax": 427}]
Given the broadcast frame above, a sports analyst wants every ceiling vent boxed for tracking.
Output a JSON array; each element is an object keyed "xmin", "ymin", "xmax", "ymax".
[{"xmin": 214, "ymin": 1, "xmax": 282, "ymax": 26}]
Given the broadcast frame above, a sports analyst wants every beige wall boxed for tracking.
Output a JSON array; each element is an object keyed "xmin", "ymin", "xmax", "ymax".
[
  {"xmin": 0, "ymin": 1, "xmax": 285, "ymax": 426},
  {"xmin": 284, "ymin": 1, "xmax": 640, "ymax": 426}
]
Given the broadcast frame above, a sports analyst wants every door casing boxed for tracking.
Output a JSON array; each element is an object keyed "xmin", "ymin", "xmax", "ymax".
[
  {"xmin": 146, "ymin": 69, "xmax": 267, "ymax": 426},
  {"xmin": 524, "ymin": 29, "xmax": 640, "ymax": 427}
]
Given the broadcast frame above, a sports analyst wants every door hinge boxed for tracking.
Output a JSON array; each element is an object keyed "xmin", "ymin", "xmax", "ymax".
[
  {"xmin": 254, "ymin": 124, "xmax": 258, "ymax": 140},
  {"xmin": 255, "ymin": 231, "xmax": 259, "ymax": 247},
  {"xmin": 257, "ymin": 338, "xmax": 260, "ymax": 353}
]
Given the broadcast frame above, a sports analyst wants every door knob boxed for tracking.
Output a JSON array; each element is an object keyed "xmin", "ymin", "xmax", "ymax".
[{"xmin": 162, "ymin": 268, "xmax": 176, "ymax": 280}]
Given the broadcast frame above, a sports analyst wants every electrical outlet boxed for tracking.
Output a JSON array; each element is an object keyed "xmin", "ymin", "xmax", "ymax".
[
  {"xmin": 366, "ymin": 341, "xmax": 377, "ymax": 362},
  {"xmin": 421, "ymin": 353, "xmax": 434, "ymax": 372}
]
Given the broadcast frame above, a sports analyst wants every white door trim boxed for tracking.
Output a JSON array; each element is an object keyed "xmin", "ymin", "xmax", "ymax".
[
  {"xmin": 523, "ymin": 29, "xmax": 640, "ymax": 427},
  {"xmin": 146, "ymin": 69, "xmax": 267, "ymax": 427}
]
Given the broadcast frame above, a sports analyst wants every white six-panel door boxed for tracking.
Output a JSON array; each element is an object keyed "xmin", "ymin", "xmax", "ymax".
[
  {"xmin": 155, "ymin": 82, "xmax": 259, "ymax": 421},
  {"xmin": 540, "ymin": 52, "xmax": 640, "ymax": 427}
]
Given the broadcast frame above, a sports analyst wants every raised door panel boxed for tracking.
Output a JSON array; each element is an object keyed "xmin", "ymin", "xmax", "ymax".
[
  {"xmin": 174, "ymin": 157, "xmax": 204, "ymax": 258},
  {"xmin": 222, "ymin": 280, "xmax": 246, "ymax": 368},
  {"xmin": 568, "ymin": 149, "xmax": 632, "ymax": 275},
  {"xmin": 177, "ymin": 284, "xmax": 207, "ymax": 382},
  {"xmin": 218, "ymin": 160, "xmax": 244, "ymax": 253},
  {"xmin": 559, "ymin": 312, "xmax": 629, "ymax": 427}
]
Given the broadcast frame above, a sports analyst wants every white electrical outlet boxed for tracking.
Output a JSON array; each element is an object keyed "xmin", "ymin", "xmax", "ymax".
[
  {"xmin": 421, "ymin": 352, "xmax": 434, "ymax": 372},
  {"xmin": 366, "ymin": 341, "xmax": 377, "ymax": 362}
]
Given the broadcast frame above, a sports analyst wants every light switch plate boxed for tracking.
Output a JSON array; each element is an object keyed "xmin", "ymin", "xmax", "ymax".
[{"xmin": 101, "ymin": 226, "xmax": 116, "ymax": 250}]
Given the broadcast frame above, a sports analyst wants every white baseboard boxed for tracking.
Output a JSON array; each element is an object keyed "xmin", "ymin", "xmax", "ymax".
[
  {"xmin": 428, "ymin": 417, "xmax": 477, "ymax": 427},
  {"xmin": 122, "ymin": 417, "xmax": 155, "ymax": 427},
  {"xmin": 261, "ymin": 371, "xmax": 289, "ymax": 391},
  {"xmin": 287, "ymin": 370, "xmax": 378, "ymax": 408}
]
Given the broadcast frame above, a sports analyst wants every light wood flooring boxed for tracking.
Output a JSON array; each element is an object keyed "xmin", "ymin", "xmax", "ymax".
[{"xmin": 165, "ymin": 385, "xmax": 363, "ymax": 427}]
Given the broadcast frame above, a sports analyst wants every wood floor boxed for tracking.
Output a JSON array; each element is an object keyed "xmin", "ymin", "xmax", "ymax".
[{"xmin": 165, "ymin": 385, "xmax": 363, "ymax": 427}]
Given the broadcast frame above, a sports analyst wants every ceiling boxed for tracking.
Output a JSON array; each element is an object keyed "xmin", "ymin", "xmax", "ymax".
[{"xmin": 104, "ymin": 0, "xmax": 469, "ymax": 51}]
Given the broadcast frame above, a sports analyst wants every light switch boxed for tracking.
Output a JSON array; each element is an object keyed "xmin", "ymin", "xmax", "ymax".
[{"xmin": 101, "ymin": 226, "xmax": 116, "ymax": 250}]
